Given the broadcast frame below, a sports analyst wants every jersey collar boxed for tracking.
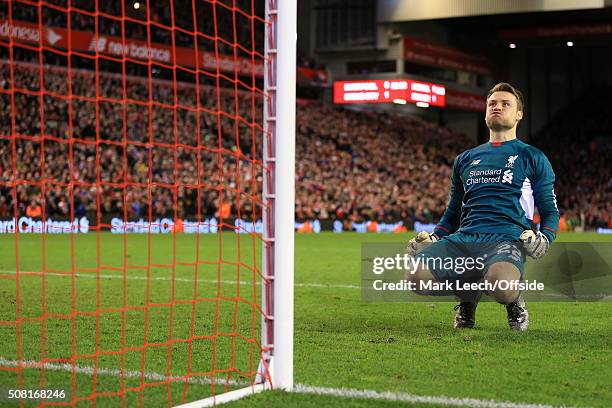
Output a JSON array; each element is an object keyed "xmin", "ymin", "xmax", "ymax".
[{"xmin": 489, "ymin": 138, "xmax": 518, "ymax": 147}]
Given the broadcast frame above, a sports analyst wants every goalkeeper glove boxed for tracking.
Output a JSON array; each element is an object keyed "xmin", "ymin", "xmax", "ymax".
[
  {"xmin": 519, "ymin": 230, "xmax": 549, "ymax": 259},
  {"xmin": 406, "ymin": 231, "xmax": 438, "ymax": 257}
]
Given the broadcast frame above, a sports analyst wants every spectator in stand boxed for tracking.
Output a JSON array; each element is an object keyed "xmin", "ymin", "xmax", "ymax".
[{"xmin": 26, "ymin": 199, "xmax": 42, "ymax": 218}]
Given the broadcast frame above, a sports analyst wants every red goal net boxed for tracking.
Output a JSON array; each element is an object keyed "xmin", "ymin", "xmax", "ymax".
[{"xmin": 0, "ymin": 0, "xmax": 275, "ymax": 406}]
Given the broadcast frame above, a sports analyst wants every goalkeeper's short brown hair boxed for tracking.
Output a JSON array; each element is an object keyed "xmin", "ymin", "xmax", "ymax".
[{"xmin": 487, "ymin": 82, "xmax": 524, "ymax": 112}]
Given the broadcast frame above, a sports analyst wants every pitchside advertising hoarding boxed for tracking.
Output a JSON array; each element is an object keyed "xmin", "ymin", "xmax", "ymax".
[
  {"xmin": 1, "ymin": 217, "xmax": 610, "ymax": 234},
  {"xmin": 0, "ymin": 217, "xmax": 223, "ymax": 234},
  {"xmin": 0, "ymin": 217, "xmax": 437, "ymax": 234}
]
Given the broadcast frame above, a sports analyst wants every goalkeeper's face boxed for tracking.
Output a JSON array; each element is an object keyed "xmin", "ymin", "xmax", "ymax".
[{"xmin": 485, "ymin": 91, "xmax": 523, "ymax": 131}]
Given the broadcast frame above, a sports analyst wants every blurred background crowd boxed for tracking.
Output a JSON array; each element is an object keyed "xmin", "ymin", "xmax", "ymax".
[{"xmin": 0, "ymin": 0, "xmax": 610, "ymax": 231}]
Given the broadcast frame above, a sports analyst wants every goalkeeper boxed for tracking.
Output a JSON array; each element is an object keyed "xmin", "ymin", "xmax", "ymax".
[{"xmin": 406, "ymin": 83, "xmax": 559, "ymax": 331}]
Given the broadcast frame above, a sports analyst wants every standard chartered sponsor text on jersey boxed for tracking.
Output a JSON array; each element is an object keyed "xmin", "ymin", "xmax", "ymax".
[{"xmin": 466, "ymin": 168, "xmax": 503, "ymax": 185}]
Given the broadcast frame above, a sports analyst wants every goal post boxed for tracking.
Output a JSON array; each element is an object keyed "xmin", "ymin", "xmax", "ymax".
[{"xmin": 269, "ymin": 0, "xmax": 297, "ymax": 393}]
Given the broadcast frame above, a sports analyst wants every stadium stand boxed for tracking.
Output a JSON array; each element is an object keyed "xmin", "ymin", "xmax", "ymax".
[
  {"xmin": 0, "ymin": 65, "xmax": 609, "ymax": 229},
  {"xmin": 1, "ymin": 60, "xmax": 468, "ymax": 227},
  {"xmin": 1, "ymin": 60, "xmax": 610, "ymax": 229}
]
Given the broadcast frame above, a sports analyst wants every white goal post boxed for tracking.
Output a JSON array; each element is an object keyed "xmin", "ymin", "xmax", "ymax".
[{"xmin": 267, "ymin": 0, "xmax": 297, "ymax": 393}]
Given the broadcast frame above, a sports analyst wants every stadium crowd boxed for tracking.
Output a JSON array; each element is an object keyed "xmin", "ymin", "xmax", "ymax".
[
  {"xmin": 0, "ymin": 60, "xmax": 260, "ymax": 224},
  {"xmin": 0, "ymin": 60, "xmax": 610, "ymax": 230}
]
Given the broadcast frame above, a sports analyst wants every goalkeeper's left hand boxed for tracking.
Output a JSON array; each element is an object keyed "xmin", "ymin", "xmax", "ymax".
[{"xmin": 519, "ymin": 230, "xmax": 550, "ymax": 259}]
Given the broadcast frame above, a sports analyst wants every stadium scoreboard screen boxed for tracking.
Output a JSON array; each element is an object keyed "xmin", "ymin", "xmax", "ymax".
[{"xmin": 333, "ymin": 79, "xmax": 446, "ymax": 107}]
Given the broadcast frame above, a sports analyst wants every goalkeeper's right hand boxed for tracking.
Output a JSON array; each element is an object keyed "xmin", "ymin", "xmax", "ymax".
[{"xmin": 406, "ymin": 231, "xmax": 438, "ymax": 257}]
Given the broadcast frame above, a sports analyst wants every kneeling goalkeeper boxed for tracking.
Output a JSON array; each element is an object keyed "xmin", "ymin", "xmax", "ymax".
[{"xmin": 406, "ymin": 83, "xmax": 559, "ymax": 331}]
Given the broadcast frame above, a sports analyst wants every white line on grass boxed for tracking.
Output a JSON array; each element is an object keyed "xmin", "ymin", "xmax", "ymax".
[
  {"xmin": 292, "ymin": 385, "xmax": 581, "ymax": 408},
  {"xmin": 0, "ymin": 269, "xmax": 361, "ymax": 289},
  {"xmin": 2, "ymin": 270, "xmax": 608, "ymax": 300},
  {"xmin": 3, "ymin": 270, "xmax": 608, "ymax": 301},
  {"xmin": 0, "ymin": 357, "xmax": 246, "ymax": 387},
  {"xmin": 0, "ymin": 358, "xmax": 582, "ymax": 408}
]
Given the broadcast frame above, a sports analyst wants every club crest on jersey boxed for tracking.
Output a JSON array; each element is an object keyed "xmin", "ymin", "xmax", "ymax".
[{"xmin": 505, "ymin": 155, "xmax": 519, "ymax": 168}]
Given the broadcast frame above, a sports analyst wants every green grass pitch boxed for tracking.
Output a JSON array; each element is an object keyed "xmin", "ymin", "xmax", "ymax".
[{"xmin": 0, "ymin": 232, "xmax": 610, "ymax": 407}]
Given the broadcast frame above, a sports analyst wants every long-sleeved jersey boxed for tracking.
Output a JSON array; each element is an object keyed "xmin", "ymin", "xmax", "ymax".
[{"xmin": 434, "ymin": 138, "xmax": 560, "ymax": 243}]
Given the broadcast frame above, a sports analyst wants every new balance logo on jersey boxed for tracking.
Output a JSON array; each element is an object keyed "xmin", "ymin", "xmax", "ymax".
[
  {"xmin": 471, "ymin": 160, "xmax": 481, "ymax": 166},
  {"xmin": 506, "ymin": 155, "xmax": 519, "ymax": 168},
  {"xmin": 502, "ymin": 170, "xmax": 513, "ymax": 183}
]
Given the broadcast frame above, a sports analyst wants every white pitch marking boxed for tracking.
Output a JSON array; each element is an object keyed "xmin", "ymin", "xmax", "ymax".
[
  {"xmin": 0, "ymin": 357, "xmax": 246, "ymax": 388},
  {"xmin": 0, "ymin": 269, "xmax": 361, "ymax": 290},
  {"xmin": 293, "ymin": 384, "xmax": 581, "ymax": 408},
  {"xmin": 0, "ymin": 358, "xmax": 581, "ymax": 408},
  {"xmin": 2, "ymin": 270, "xmax": 607, "ymax": 299}
]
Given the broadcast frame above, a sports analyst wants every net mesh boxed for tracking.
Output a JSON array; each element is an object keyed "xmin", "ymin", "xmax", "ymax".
[{"xmin": 0, "ymin": 0, "xmax": 271, "ymax": 405}]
